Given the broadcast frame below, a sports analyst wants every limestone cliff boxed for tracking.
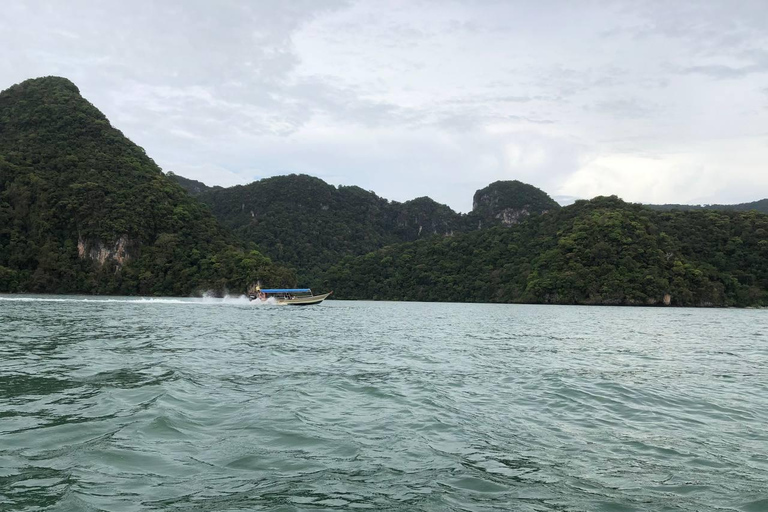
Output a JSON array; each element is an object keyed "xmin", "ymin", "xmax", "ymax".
[
  {"xmin": 77, "ymin": 236, "xmax": 135, "ymax": 268},
  {"xmin": 471, "ymin": 180, "xmax": 560, "ymax": 226}
]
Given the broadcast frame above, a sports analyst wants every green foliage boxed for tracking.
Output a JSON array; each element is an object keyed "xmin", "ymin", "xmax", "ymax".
[
  {"xmin": 646, "ymin": 199, "xmax": 768, "ymax": 214},
  {"xmin": 183, "ymin": 174, "xmax": 469, "ymax": 289},
  {"xmin": 470, "ymin": 180, "xmax": 561, "ymax": 226},
  {"xmin": 174, "ymin": 174, "xmax": 560, "ymax": 289},
  {"xmin": 0, "ymin": 76, "xmax": 294, "ymax": 295},
  {"xmin": 323, "ymin": 196, "xmax": 768, "ymax": 307},
  {"xmin": 5, "ymin": 75, "xmax": 764, "ymax": 306},
  {"xmin": 167, "ymin": 172, "xmax": 218, "ymax": 196}
]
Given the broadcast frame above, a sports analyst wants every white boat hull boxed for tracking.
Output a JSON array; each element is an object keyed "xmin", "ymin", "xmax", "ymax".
[
  {"xmin": 249, "ymin": 291, "xmax": 332, "ymax": 305},
  {"xmin": 276, "ymin": 291, "xmax": 332, "ymax": 306}
]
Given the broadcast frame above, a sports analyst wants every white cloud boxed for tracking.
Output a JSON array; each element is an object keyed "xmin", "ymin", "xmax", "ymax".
[
  {"xmin": 561, "ymin": 136, "xmax": 768, "ymax": 205},
  {"xmin": 1, "ymin": 0, "xmax": 767, "ymax": 211}
]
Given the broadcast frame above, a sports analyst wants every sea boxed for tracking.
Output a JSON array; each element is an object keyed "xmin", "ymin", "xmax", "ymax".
[{"xmin": 1, "ymin": 295, "xmax": 767, "ymax": 511}]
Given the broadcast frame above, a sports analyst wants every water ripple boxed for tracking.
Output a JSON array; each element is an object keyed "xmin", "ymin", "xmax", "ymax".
[{"xmin": 1, "ymin": 296, "xmax": 767, "ymax": 510}]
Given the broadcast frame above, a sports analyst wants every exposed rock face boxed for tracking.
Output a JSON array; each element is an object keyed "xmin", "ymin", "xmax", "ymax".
[
  {"xmin": 495, "ymin": 207, "xmax": 531, "ymax": 227},
  {"xmin": 472, "ymin": 180, "xmax": 560, "ymax": 227},
  {"xmin": 77, "ymin": 236, "xmax": 133, "ymax": 268},
  {"xmin": 393, "ymin": 196, "xmax": 461, "ymax": 240}
]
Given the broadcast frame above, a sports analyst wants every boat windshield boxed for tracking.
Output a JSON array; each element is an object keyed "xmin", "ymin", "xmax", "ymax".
[{"xmin": 260, "ymin": 288, "xmax": 311, "ymax": 295}]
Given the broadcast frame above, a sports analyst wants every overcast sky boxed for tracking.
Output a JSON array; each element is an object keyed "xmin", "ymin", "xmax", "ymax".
[{"xmin": 2, "ymin": 1, "xmax": 767, "ymax": 211}]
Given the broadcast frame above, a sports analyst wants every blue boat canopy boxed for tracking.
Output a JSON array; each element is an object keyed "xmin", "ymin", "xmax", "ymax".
[{"xmin": 260, "ymin": 288, "xmax": 311, "ymax": 293}]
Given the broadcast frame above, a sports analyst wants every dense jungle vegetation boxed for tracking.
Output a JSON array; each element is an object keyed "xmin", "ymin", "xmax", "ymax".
[
  {"xmin": 176, "ymin": 172, "xmax": 766, "ymax": 306},
  {"xmin": 648, "ymin": 199, "xmax": 768, "ymax": 214},
  {"xmin": 1, "ymin": 76, "xmax": 766, "ymax": 305},
  {"xmin": 322, "ymin": 197, "xmax": 768, "ymax": 307},
  {"xmin": 173, "ymin": 174, "xmax": 560, "ymax": 288},
  {"xmin": 0, "ymin": 76, "xmax": 294, "ymax": 295}
]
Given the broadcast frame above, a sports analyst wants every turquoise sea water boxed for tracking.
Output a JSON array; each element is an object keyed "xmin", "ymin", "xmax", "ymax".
[{"xmin": 1, "ymin": 295, "xmax": 767, "ymax": 511}]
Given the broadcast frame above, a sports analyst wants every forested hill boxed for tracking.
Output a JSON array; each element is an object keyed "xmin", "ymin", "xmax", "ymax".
[
  {"xmin": 176, "ymin": 174, "xmax": 463, "ymax": 286},
  {"xmin": 323, "ymin": 197, "xmax": 768, "ymax": 307},
  {"xmin": 170, "ymin": 173, "xmax": 559, "ymax": 287},
  {"xmin": 5, "ymin": 75, "xmax": 762, "ymax": 305},
  {"xmin": 169, "ymin": 172, "xmax": 219, "ymax": 197},
  {"xmin": 0, "ymin": 76, "xmax": 294, "ymax": 295},
  {"xmin": 646, "ymin": 199, "xmax": 768, "ymax": 214},
  {"xmin": 472, "ymin": 180, "xmax": 560, "ymax": 226}
]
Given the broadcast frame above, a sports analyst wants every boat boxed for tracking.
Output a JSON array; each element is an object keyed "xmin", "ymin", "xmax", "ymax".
[{"xmin": 248, "ymin": 287, "xmax": 332, "ymax": 306}]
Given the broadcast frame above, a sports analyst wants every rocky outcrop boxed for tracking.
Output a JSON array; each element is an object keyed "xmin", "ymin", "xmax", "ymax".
[
  {"xmin": 77, "ymin": 236, "xmax": 133, "ymax": 268},
  {"xmin": 472, "ymin": 180, "xmax": 560, "ymax": 227},
  {"xmin": 495, "ymin": 207, "xmax": 531, "ymax": 227},
  {"xmin": 393, "ymin": 196, "xmax": 462, "ymax": 240}
]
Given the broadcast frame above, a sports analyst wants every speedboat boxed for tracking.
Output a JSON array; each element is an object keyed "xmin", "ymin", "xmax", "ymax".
[{"xmin": 248, "ymin": 287, "xmax": 332, "ymax": 305}]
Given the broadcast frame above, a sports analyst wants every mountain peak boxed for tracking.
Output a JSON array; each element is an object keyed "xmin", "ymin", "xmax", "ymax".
[
  {"xmin": 22, "ymin": 75, "xmax": 79, "ymax": 88},
  {"xmin": 3, "ymin": 76, "xmax": 82, "ymax": 100},
  {"xmin": 0, "ymin": 76, "xmax": 293, "ymax": 295},
  {"xmin": 0, "ymin": 75, "xmax": 111, "ymax": 142},
  {"xmin": 472, "ymin": 180, "xmax": 560, "ymax": 226}
]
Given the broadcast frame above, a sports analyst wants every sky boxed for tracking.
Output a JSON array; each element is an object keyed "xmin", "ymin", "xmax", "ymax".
[{"xmin": 1, "ymin": 0, "xmax": 767, "ymax": 212}]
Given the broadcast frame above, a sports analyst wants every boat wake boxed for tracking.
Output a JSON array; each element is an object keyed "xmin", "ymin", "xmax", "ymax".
[{"xmin": 0, "ymin": 294, "xmax": 278, "ymax": 306}]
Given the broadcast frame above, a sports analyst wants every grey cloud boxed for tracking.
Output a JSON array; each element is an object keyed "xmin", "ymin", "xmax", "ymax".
[
  {"xmin": 446, "ymin": 20, "xmax": 482, "ymax": 35},
  {"xmin": 617, "ymin": 1, "xmax": 768, "ymax": 53},
  {"xmin": 588, "ymin": 98, "xmax": 657, "ymax": 120},
  {"xmin": 681, "ymin": 49, "xmax": 768, "ymax": 79},
  {"xmin": 532, "ymin": 66, "xmax": 629, "ymax": 99},
  {"xmin": 441, "ymin": 95, "xmax": 535, "ymax": 105},
  {"xmin": 553, "ymin": 195, "xmax": 579, "ymax": 206},
  {"xmin": 682, "ymin": 64, "xmax": 764, "ymax": 79},
  {"xmin": 1, "ymin": 0, "xmax": 767, "ymax": 209}
]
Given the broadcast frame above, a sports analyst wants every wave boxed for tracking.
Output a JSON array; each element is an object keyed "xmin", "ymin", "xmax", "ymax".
[{"xmin": 0, "ymin": 294, "xmax": 276, "ymax": 306}]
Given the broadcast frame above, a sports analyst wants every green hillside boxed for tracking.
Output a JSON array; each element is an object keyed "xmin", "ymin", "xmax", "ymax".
[
  {"xmin": 471, "ymin": 180, "xmax": 560, "ymax": 226},
  {"xmin": 647, "ymin": 199, "xmax": 768, "ymax": 214},
  {"xmin": 0, "ymin": 77, "xmax": 294, "ymax": 295},
  {"xmin": 168, "ymin": 172, "xmax": 218, "ymax": 196},
  {"xmin": 323, "ymin": 197, "xmax": 768, "ymax": 307},
  {"xmin": 5, "ymin": 76, "xmax": 764, "ymax": 306},
  {"xmin": 188, "ymin": 175, "xmax": 401, "ymax": 285},
  {"xmin": 171, "ymin": 173, "xmax": 558, "ymax": 287}
]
